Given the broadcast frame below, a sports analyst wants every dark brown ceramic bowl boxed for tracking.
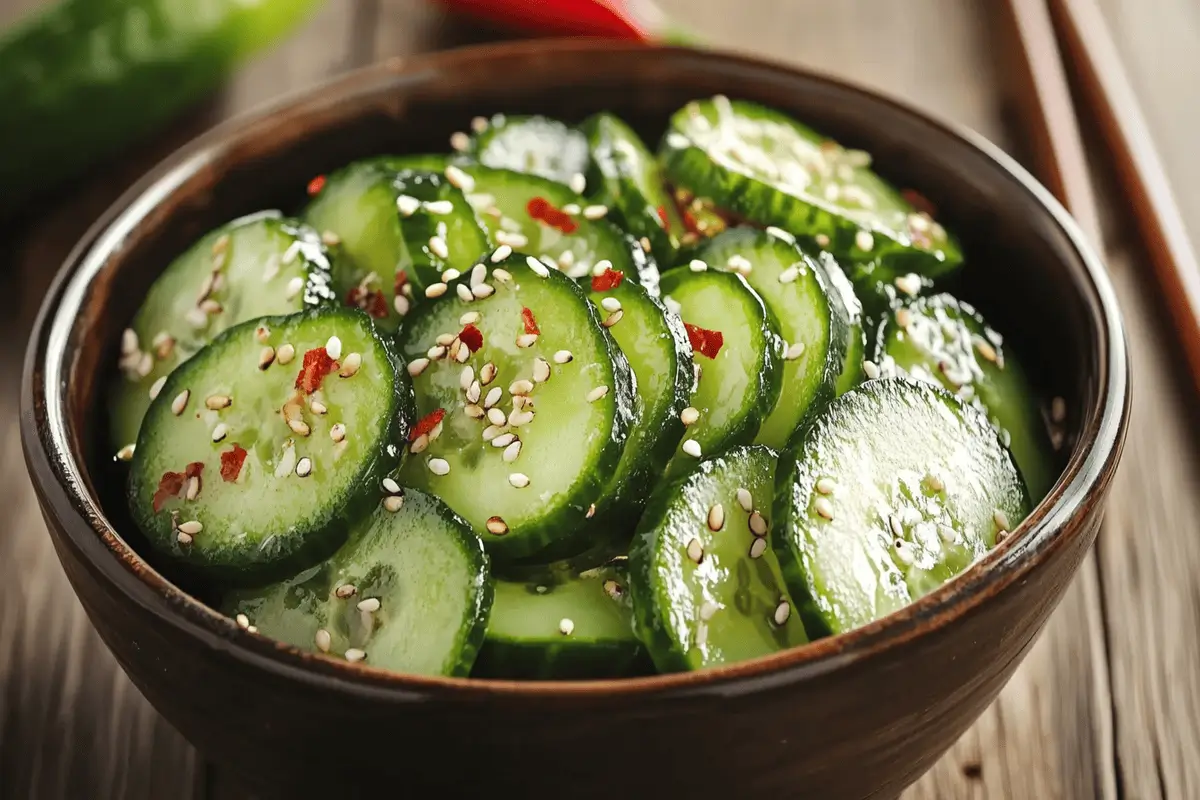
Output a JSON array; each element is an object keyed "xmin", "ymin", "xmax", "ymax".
[{"xmin": 22, "ymin": 41, "xmax": 1129, "ymax": 799}]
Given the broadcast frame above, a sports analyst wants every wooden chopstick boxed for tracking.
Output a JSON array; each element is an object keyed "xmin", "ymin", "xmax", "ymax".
[
  {"xmin": 996, "ymin": 0, "xmax": 1104, "ymax": 244},
  {"xmin": 1048, "ymin": 0, "xmax": 1200, "ymax": 388}
]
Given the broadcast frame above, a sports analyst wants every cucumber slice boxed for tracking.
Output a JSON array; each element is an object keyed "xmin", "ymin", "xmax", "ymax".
[
  {"xmin": 467, "ymin": 114, "xmax": 590, "ymax": 186},
  {"xmin": 629, "ymin": 445, "xmax": 809, "ymax": 672},
  {"xmin": 586, "ymin": 267, "xmax": 693, "ymax": 522},
  {"xmin": 108, "ymin": 212, "xmax": 334, "ymax": 451},
  {"xmin": 395, "ymin": 250, "xmax": 635, "ymax": 564},
  {"xmin": 582, "ymin": 112, "xmax": 683, "ymax": 265},
  {"xmin": 659, "ymin": 267, "xmax": 782, "ymax": 475},
  {"xmin": 454, "ymin": 164, "xmax": 658, "ymax": 290},
  {"xmin": 814, "ymin": 251, "xmax": 867, "ymax": 396},
  {"xmin": 774, "ymin": 378, "xmax": 1031, "ymax": 637},
  {"xmin": 128, "ymin": 307, "xmax": 413, "ymax": 585},
  {"xmin": 872, "ymin": 293, "xmax": 1056, "ymax": 501},
  {"xmin": 224, "ymin": 488, "xmax": 491, "ymax": 676},
  {"xmin": 302, "ymin": 163, "xmax": 489, "ymax": 332},
  {"xmin": 473, "ymin": 561, "xmax": 648, "ymax": 679},
  {"xmin": 689, "ymin": 227, "xmax": 849, "ymax": 448},
  {"xmin": 659, "ymin": 96, "xmax": 963, "ymax": 280}
]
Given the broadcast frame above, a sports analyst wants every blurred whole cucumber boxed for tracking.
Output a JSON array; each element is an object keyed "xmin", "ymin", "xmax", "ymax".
[{"xmin": 0, "ymin": 0, "xmax": 323, "ymax": 217}]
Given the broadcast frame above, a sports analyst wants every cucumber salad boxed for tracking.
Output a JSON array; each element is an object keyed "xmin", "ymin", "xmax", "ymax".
[{"xmin": 110, "ymin": 98, "xmax": 1059, "ymax": 679}]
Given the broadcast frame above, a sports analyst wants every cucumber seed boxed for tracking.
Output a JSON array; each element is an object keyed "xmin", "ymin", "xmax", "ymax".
[
  {"xmin": 686, "ymin": 537, "xmax": 704, "ymax": 564},
  {"xmin": 428, "ymin": 458, "xmax": 451, "ymax": 476},
  {"xmin": 707, "ymin": 504, "xmax": 725, "ymax": 531},
  {"xmin": 736, "ymin": 487, "xmax": 753, "ymax": 512},
  {"xmin": 335, "ymin": 584, "xmax": 357, "ymax": 599},
  {"xmin": 276, "ymin": 343, "xmax": 296, "ymax": 365},
  {"xmin": 486, "ymin": 516, "xmax": 509, "ymax": 535},
  {"xmin": 773, "ymin": 600, "xmax": 791, "ymax": 626},
  {"xmin": 682, "ymin": 438, "xmax": 702, "ymax": 458},
  {"xmin": 509, "ymin": 473, "xmax": 530, "ymax": 488},
  {"xmin": 357, "ymin": 597, "xmax": 381, "ymax": 613},
  {"xmin": 749, "ymin": 537, "xmax": 768, "ymax": 559},
  {"xmin": 680, "ymin": 407, "xmax": 700, "ymax": 426},
  {"xmin": 814, "ymin": 497, "xmax": 834, "ymax": 520},
  {"xmin": 315, "ymin": 629, "xmax": 332, "ymax": 653},
  {"xmin": 553, "ymin": 350, "xmax": 573, "ymax": 364}
]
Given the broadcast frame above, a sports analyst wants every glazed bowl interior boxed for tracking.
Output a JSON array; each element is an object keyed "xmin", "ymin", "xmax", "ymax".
[{"xmin": 27, "ymin": 41, "xmax": 1126, "ymax": 693}]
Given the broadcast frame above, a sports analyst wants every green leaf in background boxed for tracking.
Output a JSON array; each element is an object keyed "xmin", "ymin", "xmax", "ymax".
[{"xmin": 0, "ymin": 0, "xmax": 325, "ymax": 217}]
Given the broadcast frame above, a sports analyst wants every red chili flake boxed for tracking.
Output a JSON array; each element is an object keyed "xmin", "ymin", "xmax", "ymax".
[
  {"xmin": 345, "ymin": 286, "xmax": 388, "ymax": 319},
  {"xmin": 295, "ymin": 347, "xmax": 338, "ymax": 394},
  {"xmin": 220, "ymin": 445, "xmax": 248, "ymax": 483},
  {"xmin": 682, "ymin": 209, "xmax": 701, "ymax": 235},
  {"xmin": 459, "ymin": 323, "xmax": 484, "ymax": 352},
  {"xmin": 152, "ymin": 471, "xmax": 185, "ymax": 513},
  {"xmin": 394, "ymin": 270, "xmax": 409, "ymax": 295},
  {"xmin": 656, "ymin": 205, "xmax": 670, "ymax": 230},
  {"xmin": 684, "ymin": 323, "xmax": 725, "ymax": 360},
  {"xmin": 526, "ymin": 196, "xmax": 578, "ymax": 234},
  {"xmin": 901, "ymin": 188, "xmax": 937, "ymax": 217},
  {"xmin": 521, "ymin": 307, "xmax": 540, "ymax": 335},
  {"xmin": 591, "ymin": 268, "xmax": 625, "ymax": 292},
  {"xmin": 307, "ymin": 175, "xmax": 326, "ymax": 196},
  {"xmin": 409, "ymin": 408, "xmax": 446, "ymax": 441}
]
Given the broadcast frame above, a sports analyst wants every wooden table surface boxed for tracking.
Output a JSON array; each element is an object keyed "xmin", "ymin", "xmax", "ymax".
[{"xmin": 2, "ymin": 1, "xmax": 1198, "ymax": 797}]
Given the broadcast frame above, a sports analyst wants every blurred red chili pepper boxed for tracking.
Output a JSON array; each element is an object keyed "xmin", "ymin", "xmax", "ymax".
[{"xmin": 430, "ymin": 0, "xmax": 695, "ymax": 43}]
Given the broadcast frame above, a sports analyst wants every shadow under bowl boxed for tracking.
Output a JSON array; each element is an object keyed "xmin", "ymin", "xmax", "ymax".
[{"xmin": 21, "ymin": 41, "xmax": 1130, "ymax": 799}]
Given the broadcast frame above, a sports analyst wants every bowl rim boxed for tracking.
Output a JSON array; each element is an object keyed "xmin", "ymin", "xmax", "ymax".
[{"xmin": 21, "ymin": 38, "xmax": 1131, "ymax": 702}]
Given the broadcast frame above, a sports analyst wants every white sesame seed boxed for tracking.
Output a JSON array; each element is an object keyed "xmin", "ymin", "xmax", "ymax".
[
  {"xmin": 483, "ymin": 387, "xmax": 503, "ymax": 410},
  {"xmin": 511, "ymin": 395, "xmax": 529, "ymax": 410},
  {"xmin": 295, "ymin": 457, "xmax": 313, "ymax": 477},
  {"xmin": 602, "ymin": 309, "xmax": 624, "ymax": 328},
  {"xmin": 895, "ymin": 308, "xmax": 913, "ymax": 329},
  {"xmin": 357, "ymin": 597, "xmax": 381, "ymax": 613},
  {"xmin": 863, "ymin": 360, "xmax": 880, "ymax": 380},
  {"xmin": 445, "ymin": 164, "xmax": 475, "ymax": 192},
  {"xmin": 765, "ymin": 226, "xmax": 791, "ymax": 242},
  {"xmin": 894, "ymin": 273, "xmax": 922, "ymax": 297},
  {"xmin": 502, "ymin": 440, "xmax": 522, "ymax": 462},
  {"xmin": 309, "ymin": 399, "xmax": 327, "ymax": 416},
  {"xmin": 147, "ymin": 375, "xmax": 166, "ymax": 401},
  {"xmin": 407, "ymin": 358, "xmax": 430, "ymax": 377},
  {"xmin": 285, "ymin": 276, "xmax": 304, "ymax": 300},
  {"xmin": 449, "ymin": 131, "xmax": 470, "ymax": 151},
  {"xmin": 256, "ymin": 346, "xmax": 277, "ymax": 370},
  {"xmin": 287, "ymin": 419, "xmax": 310, "ymax": 437},
  {"xmin": 470, "ymin": 115, "xmax": 489, "ymax": 133},
  {"xmin": 407, "ymin": 433, "xmax": 428, "ymax": 454},
  {"xmin": 516, "ymin": 333, "xmax": 539, "ymax": 348},
  {"xmin": 855, "ymin": 230, "xmax": 875, "ymax": 252},
  {"xmin": 785, "ymin": 342, "xmax": 806, "ymax": 361},
  {"xmin": 525, "ymin": 256, "xmax": 549, "ymax": 278},
  {"xmin": 176, "ymin": 531, "xmax": 193, "ymax": 546},
  {"xmin": 429, "ymin": 236, "xmax": 450, "ymax": 260},
  {"xmin": 453, "ymin": 283, "xmax": 472, "ymax": 303},
  {"xmin": 591, "ymin": 259, "xmax": 613, "ymax": 278},
  {"xmin": 889, "ymin": 514, "xmax": 904, "ymax": 537},
  {"xmin": 425, "ymin": 282, "xmax": 448, "ymax": 299},
  {"xmin": 492, "ymin": 432, "xmax": 516, "ymax": 448},
  {"xmin": 211, "ymin": 423, "xmax": 228, "ymax": 442},
  {"xmin": 469, "ymin": 283, "xmax": 492, "ymax": 299},
  {"xmin": 464, "ymin": 404, "xmax": 484, "ymax": 419},
  {"xmin": 686, "ymin": 538, "xmax": 704, "ymax": 564},
  {"xmin": 121, "ymin": 328, "xmax": 139, "ymax": 355},
  {"xmin": 481, "ymin": 425, "xmax": 504, "ymax": 442},
  {"xmin": 428, "ymin": 458, "xmax": 450, "ymax": 476},
  {"xmin": 235, "ymin": 613, "xmax": 250, "ymax": 629},
  {"xmin": 335, "ymin": 584, "xmax": 357, "ymax": 599},
  {"xmin": 321, "ymin": 229, "xmax": 341, "ymax": 246},
  {"xmin": 682, "ymin": 438, "xmax": 702, "ymax": 458},
  {"xmin": 993, "ymin": 509, "xmax": 1011, "ymax": 531},
  {"xmin": 344, "ymin": 648, "xmax": 367, "ymax": 663},
  {"xmin": 974, "ymin": 336, "xmax": 999, "ymax": 364},
  {"xmin": 707, "ymin": 504, "xmax": 725, "ymax": 531},
  {"xmin": 508, "ymin": 409, "xmax": 534, "ymax": 427},
  {"xmin": 553, "ymin": 350, "xmax": 573, "ymax": 364},
  {"xmin": 569, "ymin": 173, "xmax": 587, "ymax": 194},
  {"xmin": 586, "ymin": 385, "xmax": 609, "ymax": 403},
  {"xmin": 814, "ymin": 497, "xmax": 834, "ymax": 520},
  {"xmin": 115, "ymin": 443, "xmax": 136, "ymax": 462},
  {"xmin": 277, "ymin": 343, "xmax": 296, "ymax": 365},
  {"xmin": 600, "ymin": 297, "xmax": 622, "ymax": 313},
  {"xmin": 666, "ymin": 132, "xmax": 689, "ymax": 149},
  {"xmin": 436, "ymin": 333, "xmax": 456, "ymax": 346},
  {"xmin": 508, "ymin": 473, "xmax": 530, "ymax": 488},
  {"xmin": 938, "ymin": 524, "xmax": 958, "ymax": 543},
  {"xmin": 736, "ymin": 487, "xmax": 753, "ymax": 512},
  {"xmin": 816, "ymin": 477, "xmax": 836, "ymax": 495},
  {"xmin": 749, "ymin": 511, "xmax": 768, "ymax": 536},
  {"xmin": 396, "ymin": 194, "xmax": 421, "ymax": 217},
  {"xmin": 774, "ymin": 600, "xmax": 791, "ymax": 626},
  {"xmin": 179, "ymin": 520, "xmax": 203, "ymax": 535},
  {"xmin": 452, "ymin": 367, "xmax": 472, "ymax": 394},
  {"xmin": 329, "ymin": 423, "xmax": 347, "ymax": 443},
  {"xmin": 555, "ymin": 617, "xmax": 575, "ymax": 636},
  {"xmin": 383, "ymin": 494, "xmax": 404, "ymax": 513},
  {"xmin": 778, "ymin": 265, "xmax": 799, "ymax": 284},
  {"xmin": 485, "ymin": 245, "xmax": 514, "ymax": 266},
  {"xmin": 185, "ymin": 308, "xmax": 209, "ymax": 329},
  {"xmin": 199, "ymin": 298, "xmax": 223, "ymax": 315},
  {"xmin": 532, "ymin": 358, "xmax": 551, "ymax": 383},
  {"xmin": 749, "ymin": 537, "xmax": 768, "ymax": 559},
  {"xmin": 495, "ymin": 231, "xmax": 528, "ymax": 249},
  {"xmin": 727, "ymin": 254, "xmax": 753, "ymax": 274},
  {"xmin": 424, "ymin": 199, "xmax": 454, "ymax": 215},
  {"xmin": 324, "ymin": 336, "xmax": 343, "ymax": 361},
  {"xmin": 315, "ymin": 629, "xmax": 332, "ymax": 652},
  {"xmin": 583, "ymin": 204, "xmax": 608, "ymax": 220},
  {"xmin": 689, "ymin": 259, "xmax": 708, "ymax": 273},
  {"xmin": 205, "ymin": 394, "xmax": 232, "ymax": 410},
  {"xmin": 680, "ymin": 407, "xmax": 700, "ymax": 426},
  {"xmin": 338, "ymin": 352, "xmax": 362, "ymax": 378},
  {"xmin": 510, "ymin": 379, "xmax": 534, "ymax": 396}
]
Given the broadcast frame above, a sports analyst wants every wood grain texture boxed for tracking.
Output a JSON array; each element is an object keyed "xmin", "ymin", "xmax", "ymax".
[{"xmin": 1, "ymin": 0, "xmax": 1198, "ymax": 798}]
